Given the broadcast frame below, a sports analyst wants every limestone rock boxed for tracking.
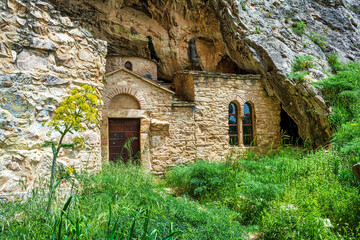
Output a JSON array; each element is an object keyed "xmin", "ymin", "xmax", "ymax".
[
  {"xmin": 47, "ymin": 0, "xmax": 360, "ymax": 145},
  {"xmin": 30, "ymin": 38, "xmax": 57, "ymax": 51},
  {"xmin": 0, "ymin": 0, "xmax": 107, "ymax": 193},
  {"xmin": 42, "ymin": 75, "xmax": 69, "ymax": 86},
  {"xmin": 16, "ymin": 50, "xmax": 47, "ymax": 71}
]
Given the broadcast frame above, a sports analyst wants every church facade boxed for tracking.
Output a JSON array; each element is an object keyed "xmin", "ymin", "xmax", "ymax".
[{"xmin": 101, "ymin": 56, "xmax": 281, "ymax": 174}]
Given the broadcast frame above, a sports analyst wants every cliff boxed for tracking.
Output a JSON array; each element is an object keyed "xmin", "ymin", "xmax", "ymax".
[{"xmin": 47, "ymin": 0, "xmax": 360, "ymax": 146}]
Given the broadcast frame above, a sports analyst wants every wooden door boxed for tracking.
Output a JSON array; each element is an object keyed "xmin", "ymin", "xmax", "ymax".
[{"xmin": 108, "ymin": 118, "xmax": 140, "ymax": 163}]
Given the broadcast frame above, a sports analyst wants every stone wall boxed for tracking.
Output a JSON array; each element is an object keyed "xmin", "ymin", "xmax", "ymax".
[
  {"xmin": 0, "ymin": 0, "xmax": 107, "ymax": 192},
  {"xmin": 106, "ymin": 56, "xmax": 158, "ymax": 81},
  {"xmin": 102, "ymin": 68, "xmax": 281, "ymax": 174},
  {"xmin": 175, "ymin": 71, "xmax": 282, "ymax": 161}
]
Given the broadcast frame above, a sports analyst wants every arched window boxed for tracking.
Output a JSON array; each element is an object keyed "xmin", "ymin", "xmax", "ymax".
[
  {"xmin": 124, "ymin": 61, "xmax": 133, "ymax": 71},
  {"xmin": 243, "ymin": 103, "xmax": 254, "ymax": 146},
  {"xmin": 228, "ymin": 102, "xmax": 239, "ymax": 146}
]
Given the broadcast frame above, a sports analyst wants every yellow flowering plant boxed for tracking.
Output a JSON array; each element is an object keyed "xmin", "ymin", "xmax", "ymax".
[{"xmin": 44, "ymin": 84, "xmax": 101, "ymax": 211}]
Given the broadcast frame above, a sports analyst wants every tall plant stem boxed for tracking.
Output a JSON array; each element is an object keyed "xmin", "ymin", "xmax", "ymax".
[{"xmin": 47, "ymin": 128, "xmax": 68, "ymax": 212}]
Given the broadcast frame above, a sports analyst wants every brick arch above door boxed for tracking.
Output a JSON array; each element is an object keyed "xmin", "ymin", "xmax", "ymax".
[{"xmin": 103, "ymin": 87, "xmax": 149, "ymax": 110}]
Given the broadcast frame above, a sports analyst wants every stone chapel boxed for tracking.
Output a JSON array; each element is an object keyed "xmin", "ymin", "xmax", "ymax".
[{"xmin": 102, "ymin": 56, "xmax": 281, "ymax": 174}]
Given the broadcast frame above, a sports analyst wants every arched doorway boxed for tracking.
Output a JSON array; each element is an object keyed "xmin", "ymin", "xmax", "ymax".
[{"xmin": 107, "ymin": 94, "xmax": 141, "ymax": 163}]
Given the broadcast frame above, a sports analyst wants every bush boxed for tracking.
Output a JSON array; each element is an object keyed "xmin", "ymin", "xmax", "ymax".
[
  {"xmin": 165, "ymin": 160, "xmax": 235, "ymax": 201},
  {"xmin": 286, "ymin": 71, "xmax": 309, "ymax": 83},
  {"xmin": 314, "ymin": 61, "xmax": 360, "ymax": 127},
  {"xmin": 291, "ymin": 21, "xmax": 307, "ymax": 36},
  {"xmin": 292, "ymin": 55, "xmax": 315, "ymax": 72},
  {"xmin": 308, "ymin": 32, "xmax": 328, "ymax": 48},
  {"xmin": 287, "ymin": 55, "xmax": 315, "ymax": 82},
  {"xmin": 326, "ymin": 54, "xmax": 343, "ymax": 73}
]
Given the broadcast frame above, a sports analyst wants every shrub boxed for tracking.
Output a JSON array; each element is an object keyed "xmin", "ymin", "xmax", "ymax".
[
  {"xmin": 309, "ymin": 32, "xmax": 328, "ymax": 48},
  {"xmin": 326, "ymin": 54, "xmax": 343, "ymax": 73},
  {"xmin": 287, "ymin": 55, "xmax": 315, "ymax": 82},
  {"xmin": 314, "ymin": 61, "xmax": 360, "ymax": 127},
  {"xmin": 292, "ymin": 55, "xmax": 315, "ymax": 72},
  {"xmin": 165, "ymin": 160, "xmax": 235, "ymax": 201},
  {"xmin": 286, "ymin": 71, "xmax": 309, "ymax": 83},
  {"xmin": 291, "ymin": 21, "xmax": 307, "ymax": 36}
]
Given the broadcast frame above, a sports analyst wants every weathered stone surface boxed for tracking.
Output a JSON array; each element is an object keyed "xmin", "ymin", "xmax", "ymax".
[
  {"xmin": 78, "ymin": 49, "xmax": 94, "ymax": 62},
  {"xmin": 0, "ymin": 0, "xmax": 107, "ymax": 193},
  {"xmin": 16, "ymin": 50, "xmax": 47, "ymax": 71},
  {"xmin": 0, "ymin": 75, "xmax": 13, "ymax": 88},
  {"xmin": 48, "ymin": 0, "xmax": 360, "ymax": 146},
  {"xmin": 150, "ymin": 119, "xmax": 170, "ymax": 133},
  {"xmin": 42, "ymin": 75, "xmax": 68, "ymax": 86},
  {"xmin": 30, "ymin": 38, "xmax": 57, "ymax": 51}
]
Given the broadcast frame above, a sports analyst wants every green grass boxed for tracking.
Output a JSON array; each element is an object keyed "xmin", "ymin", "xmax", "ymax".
[
  {"xmin": 166, "ymin": 147, "xmax": 360, "ymax": 239},
  {"xmin": 0, "ymin": 163, "xmax": 248, "ymax": 239}
]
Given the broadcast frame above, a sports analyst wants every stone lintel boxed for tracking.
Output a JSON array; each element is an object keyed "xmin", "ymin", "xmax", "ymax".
[{"xmin": 172, "ymin": 101, "xmax": 196, "ymax": 107}]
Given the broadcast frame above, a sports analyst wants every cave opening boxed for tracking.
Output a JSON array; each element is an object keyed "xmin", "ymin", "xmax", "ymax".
[
  {"xmin": 147, "ymin": 36, "xmax": 160, "ymax": 62},
  {"xmin": 216, "ymin": 55, "xmax": 252, "ymax": 74},
  {"xmin": 280, "ymin": 107, "xmax": 303, "ymax": 146}
]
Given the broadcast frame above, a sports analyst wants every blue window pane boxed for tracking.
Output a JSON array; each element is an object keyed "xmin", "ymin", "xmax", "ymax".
[
  {"xmin": 229, "ymin": 103, "xmax": 236, "ymax": 114},
  {"xmin": 229, "ymin": 115, "xmax": 237, "ymax": 124},
  {"xmin": 244, "ymin": 103, "xmax": 250, "ymax": 115}
]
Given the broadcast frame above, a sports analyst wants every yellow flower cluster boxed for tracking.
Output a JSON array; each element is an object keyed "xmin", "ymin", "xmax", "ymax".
[
  {"xmin": 66, "ymin": 166, "xmax": 74, "ymax": 175},
  {"xmin": 47, "ymin": 84, "xmax": 101, "ymax": 133}
]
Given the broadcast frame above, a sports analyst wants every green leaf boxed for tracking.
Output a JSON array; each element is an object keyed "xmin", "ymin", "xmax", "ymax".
[
  {"xmin": 51, "ymin": 178, "xmax": 62, "ymax": 192},
  {"xmin": 141, "ymin": 209, "xmax": 150, "ymax": 240},
  {"xmin": 59, "ymin": 143, "xmax": 74, "ymax": 151}
]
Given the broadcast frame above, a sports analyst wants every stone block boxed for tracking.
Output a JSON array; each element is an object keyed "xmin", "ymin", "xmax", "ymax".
[
  {"xmin": 42, "ymin": 75, "xmax": 69, "ymax": 86},
  {"xmin": 30, "ymin": 38, "xmax": 56, "ymax": 51},
  {"xmin": 16, "ymin": 49, "xmax": 47, "ymax": 71}
]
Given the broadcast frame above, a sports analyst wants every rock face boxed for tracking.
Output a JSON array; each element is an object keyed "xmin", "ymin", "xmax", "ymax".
[
  {"xmin": 0, "ymin": 0, "xmax": 107, "ymax": 192},
  {"xmin": 47, "ymin": 0, "xmax": 360, "ymax": 146}
]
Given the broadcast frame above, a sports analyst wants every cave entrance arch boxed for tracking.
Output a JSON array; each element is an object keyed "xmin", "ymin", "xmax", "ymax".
[{"xmin": 280, "ymin": 107, "xmax": 303, "ymax": 145}]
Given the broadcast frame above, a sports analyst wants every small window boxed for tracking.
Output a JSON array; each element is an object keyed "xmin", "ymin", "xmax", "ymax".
[
  {"xmin": 229, "ymin": 102, "xmax": 238, "ymax": 146},
  {"xmin": 124, "ymin": 61, "xmax": 133, "ymax": 71},
  {"xmin": 243, "ymin": 103, "xmax": 254, "ymax": 146}
]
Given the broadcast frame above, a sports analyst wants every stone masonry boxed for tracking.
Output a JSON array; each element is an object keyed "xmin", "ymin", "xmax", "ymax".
[
  {"xmin": 102, "ymin": 58, "xmax": 281, "ymax": 174},
  {"xmin": 175, "ymin": 71, "xmax": 281, "ymax": 161},
  {"xmin": 0, "ymin": 0, "xmax": 107, "ymax": 192}
]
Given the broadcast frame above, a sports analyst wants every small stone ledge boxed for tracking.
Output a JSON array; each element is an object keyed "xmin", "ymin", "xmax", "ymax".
[
  {"xmin": 177, "ymin": 70, "xmax": 261, "ymax": 80},
  {"xmin": 172, "ymin": 101, "xmax": 196, "ymax": 107}
]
